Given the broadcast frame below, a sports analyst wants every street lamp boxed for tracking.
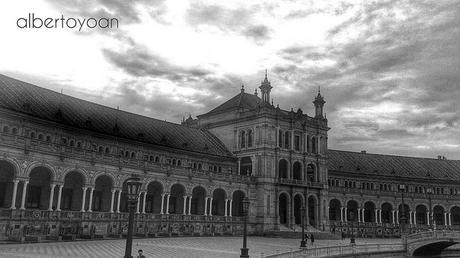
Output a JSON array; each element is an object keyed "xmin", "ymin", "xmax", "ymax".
[
  {"xmin": 300, "ymin": 205, "xmax": 306, "ymax": 248},
  {"xmin": 398, "ymin": 184, "xmax": 407, "ymax": 235},
  {"xmin": 240, "ymin": 197, "xmax": 250, "ymax": 258},
  {"xmin": 426, "ymin": 187, "xmax": 433, "ymax": 230},
  {"xmin": 124, "ymin": 177, "xmax": 143, "ymax": 258}
]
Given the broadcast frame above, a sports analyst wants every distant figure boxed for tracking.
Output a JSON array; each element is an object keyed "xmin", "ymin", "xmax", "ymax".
[
  {"xmin": 305, "ymin": 233, "xmax": 309, "ymax": 244},
  {"xmin": 310, "ymin": 234, "xmax": 315, "ymax": 245},
  {"xmin": 137, "ymin": 249, "xmax": 146, "ymax": 258}
]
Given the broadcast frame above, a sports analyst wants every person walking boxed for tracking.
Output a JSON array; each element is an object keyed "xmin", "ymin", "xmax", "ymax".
[
  {"xmin": 310, "ymin": 234, "xmax": 315, "ymax": 246},
  {"xmin": 304, "ymin": 233, "xmax": 309, "ymax": 245}
]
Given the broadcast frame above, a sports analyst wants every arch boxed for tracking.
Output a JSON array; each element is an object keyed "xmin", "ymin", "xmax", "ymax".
[
  {"xmin": 381, "ymin": 202, "xmax": 393, "ymax": 223},
  {"xmin": 62, "ymin": 170, "xmax": 85, "ymax": 211},
  {"xmin": 93, "ymin": 175, "xmax": 113, "ymax": 212},
  {"xmin": 329, "ymin": 199, "xmax": 341, "ymax": 221},
  {"xmin": 232, "ymin": 190, "xmax": 246, "ymax": 217},
  {"xmin": 307, "ymin": 195, "xmax": 317, "ymax": 226},
  {"xmin": 279, "ymin": 192, "xmax": 289, "ymax": 225},
  {"xmin": 433, "ymin": 205, "xmax": 445, "ymax": 226},
  {"xmin": 27, "ymin": 166, "xmax": 54, "ymax": 210},
  {"xmin": 451, "ymin": 206, "xmax": 460, "ymax": 226},
  {"xmin": 306, "ymin": 164, "xmax": 315, "ymax": 182},
  {"xmin": 293, "ymin": 194, "xmax": 303, "ymax": 225},
  {"xmin": 278, "ymin": 159, "xmax": 288, "ymax": 179},
  {"xmin": 0, "ymin": 158, "xmax": 20, "ymax": 178},
  {"xmin": 0, "ymin": 159, "xmax": 17, "ymax": 208},
  {"xmin": 61, "ymin": 168, "xmax": 86, "ymax": 185},
  {"xmin": 416, "ymin": 204, "xmax": 428, "ymax": 225},
  {"xmin": 191, "ymin": 186, "xmax": 206, "ymax": 215},
  {"xmin": 363, "ymin": 201, "xmax": 376, "ymax": 223},
  {"xmin": 347, "ymin": 200, "xmax": 359, "ymax": 222},
  {"xmin": 26, "ymin": 163, "xmax": 56, "ymax": 181},
  {"xmin": 292, "ymin": 161, "xmax": 302, "ymax": 180},
  {"xmin": 169, "ymin": 183, "xmax": 185, "ymax": 214},
  {"xmin": 212, "ymin": 188, "xmax": 226, "ymax": 216},
  {"xmin": 146, "ymin": 181, "xmax": 163, "ymax": 214}
]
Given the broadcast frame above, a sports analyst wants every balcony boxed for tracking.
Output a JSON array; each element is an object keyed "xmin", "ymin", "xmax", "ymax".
[{"xmin": 278, "ymin": 178, "xmax": 323, "ymax": 188}]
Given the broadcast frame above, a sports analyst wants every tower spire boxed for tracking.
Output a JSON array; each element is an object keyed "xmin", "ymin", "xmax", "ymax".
[
  {"xmin": 313, "ymin": 87, "xmax": 325, "ymax": 119},
  {"xmin": 259, "ymin": 69, "xmax": 272, "ymax": 103}
]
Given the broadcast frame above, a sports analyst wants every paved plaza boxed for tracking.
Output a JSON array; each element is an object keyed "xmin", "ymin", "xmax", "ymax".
[{"xmin": 0, "ymin": 237, "xmax": 400, "ymax": 258}]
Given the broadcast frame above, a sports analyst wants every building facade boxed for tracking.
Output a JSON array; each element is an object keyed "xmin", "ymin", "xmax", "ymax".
[{"xmin": 0, "ymin": 73, "xmax": 459, "ymax": 242}]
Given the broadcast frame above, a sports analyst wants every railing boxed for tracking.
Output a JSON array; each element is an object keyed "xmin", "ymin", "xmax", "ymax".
[
  {"xmin": 264, "ymin": 243, "xmax": 405, "ymax": 258},
  {"xmin": 278, "ymin": 178, "xmax": 323, "ymax": 188}
]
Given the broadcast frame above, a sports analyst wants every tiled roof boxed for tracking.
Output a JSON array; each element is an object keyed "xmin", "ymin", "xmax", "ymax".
[
  {"xmin": 0, "ymin": 74, "xmax": 234, "ymax": 158},
  {"xmin": 199, "ymin": 91, "xmax": 263, "ymax": 116},
  {"xmin": 328, "ymin": 149, "xmax": 460, "ymax": 180}
]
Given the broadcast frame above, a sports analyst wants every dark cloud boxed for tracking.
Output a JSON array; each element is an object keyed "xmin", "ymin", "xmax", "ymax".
[{"xmin": 242, "ymin": 25, "xmax": 271, "ymax": 42}]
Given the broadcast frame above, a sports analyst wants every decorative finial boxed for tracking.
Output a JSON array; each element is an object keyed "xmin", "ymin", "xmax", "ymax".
[
  {"xmin": 254, "ymin": 88, "xmax": 258, "ymax": 96},
  {"xmin": 241, "ymin": 84, "xmax": 245, "ymax": 93},
  {"xmin": 318, "ymin": 85, "xmax": 321, "ymax": 95},
  {"xmin": 265, "ymin": 69, "xmax": 268, "ymax": 80},
  {"xmin": 271, "ymin": 99, "xmax": 274, "ymax": 106}
]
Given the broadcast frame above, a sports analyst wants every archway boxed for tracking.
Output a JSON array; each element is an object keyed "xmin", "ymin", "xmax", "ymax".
[
  {"xmin": 62, "ymin": 171, "xmax": 85, "ymax": 211},
  {"xmin": 146, "ymin": 181, "xmax": 163, "ymax": 214},
  {"xmin": 381, "ymin": 203, "xmax": 393, "ymax": 223},
  {"xmin": 93, "ymin": 175, "xmax": 113, "ymax": 212},
  {"xmin": 363, "ymin": 201, "xmax": 375, "ymax": 223},
  {"xmin": 347, "ymin": 200, "xmax": 358, "ymax": 222},
  {"xmin": 279, "ymin": 193, "xmax": 289, "ymax": 225},
  {"xmin": 306, "ymin": 164, "xmax": 315, "ymax": 182},
  {"xmin": 27, "ymin": 166, "xmax": 53, "ymax": 210},
  {"xmin": 212, "ymin": 188, "xmax": 226, "ymax": 216},
  {"xmin": 451, "ymin": 206, "xmax": 460, "ymax": 226},
  {"xmin": 240, "ymin": 157, "xmax": 252, "ymax": 176},
  {"xmin": 293, "ymin": 194, "xmax": 303, "ymax": 224},
  {"xmin": 398, "ymin": 204, "xmax": 410, "ymax": 224},
  {"xmin": 308, "ymin": 196, "xmax": 316, "ymax": 226},
  {"xmin": 292, "ymin": 162, "xmax": 302, "ymax": 180},
  {"xmin": 416, "ymin": 205, "xmax": 428, "ymax": 225},
  {"xmin": 433, "ymin": 205, "xmax": 445, "ymax": 226},
  {"xmin": 191, "ymin": 186, "xmax": 206, "ymax": 215},
  {"xmin": 232, "ymin": 190, "xmax": 245, "ymax": 217},
  {"xmin": 278, "ymin": 159, "xmax": 288, "ymax": 179},
  {"xmin": 329, "ymin": 199, "xmax": 341, "ymax": 221},
  {"xmin": 169, "ymin": 184, "xmax": 185, "ymax": 214},
  {"xmin": 0, "ymin": 160, "xmax": 16, "ymax": 208}
]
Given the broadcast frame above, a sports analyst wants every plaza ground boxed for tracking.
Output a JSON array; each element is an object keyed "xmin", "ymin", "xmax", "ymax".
[{"xmin": 0, "ymin": 236, "xmax": 401, "ymax": 258}]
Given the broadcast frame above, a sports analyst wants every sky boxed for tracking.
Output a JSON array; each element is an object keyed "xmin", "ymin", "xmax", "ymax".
[{"xmin": 0, "ymin": 0, "xmax": 459, "ymax": 159}]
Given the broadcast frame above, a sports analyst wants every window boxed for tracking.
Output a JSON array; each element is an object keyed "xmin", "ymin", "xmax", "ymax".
[
  {"xmin": 26, "ymin": 185, "xmax": 41, "ymax": 209},
  {"xmin": 198, "ymin": 163, "xmax": 202, "ymax": 170},
  {"xmin": 61, "ymin": 137, "xmax": 67, "ymax": 145},
  {"xmin": 99, "ymin": 146, "xmax": 103, "ymax": 153},
  {"xmin": 172, "ymin": 159, "xmax": 176, "ymax": 166},
  {"xmin": 247, "ymin": 130, "xmax": 253, "ymax": 147},
  {"xmin": 294, "ymin": 135, "xmax": 300, "ymax": 151},
  {"xmin": 12, "ymin": 128, "xmax": 18, "ymax": 134},
  {"xmin": 125, "ymin": 151, "xmax": 129, "ymax": 158},
  {"xmin": 30, "ymin": 132, "xmax": 36, "ymax": 139},
  {"xmin": 38, "ymin": 134, "xmax": 43, "ymax": 140},
  {"xmin": 178, "ymin": 160, "xmax": 182, "ymax": 166},
  {"xmin": 2, "ymin": 126, "xmax": 9, "ymax": 133},
  {"xmin": 46, "ymin": 135, "xmax": 51, "ymax": 142},
  {"xmin": 149, "ymin": 155, "xmax": 154, "ymax": 162},
  {"xmin": 155, "ymin": 156, "xmax": 160, "ymax": 163},
  {"xmin": 284, "ymin": 131, "xmax": 290, "ymax": 149},
  {"xmin": 69, "ymin": 140, "xmax": 75, "ymax": 147},
  {"xmin": 105, "ymin": 147, "xmax": 110, "ymax": 154},
  {"xmin": 240, "ymin": 131, "xmax": 246, "ymax": 148},
  {"xmin": 131, "ymin": 152, "xmax": 136, "ymax": 159},
  {"xmin": 278, "ymin": 131, "xmax": 283, "ymax": 148},
  {"xmin": 311, "ymin": 137, "xmax": 317, "ymax": 153},
  {"xmin": 76, "ymin": 141, "xmax": 81, "ymax": 148}
]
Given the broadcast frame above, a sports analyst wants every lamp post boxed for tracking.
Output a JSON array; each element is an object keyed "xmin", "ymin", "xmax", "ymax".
[
  {"xmin": 427, "ymin": 187, "xmax": 433, "ymax": 230},
  {"xmin": 124, "ymin": 177, "xmax": 143, "ymax": 258},
  {"xmin": 300, "ymin": 205, "xmax": 306, "ymax": 248},
  {"xmin": 398, "ymin": 184, "xmax": 407, "ymax": 235},
  {"xmin": 240, "ymin": 197, "xmax": 250, "ymax": 258}
]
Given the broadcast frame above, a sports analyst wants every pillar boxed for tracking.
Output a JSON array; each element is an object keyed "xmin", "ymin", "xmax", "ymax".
[
  {"xmin": 204, "ymin": 197, "xmax": 209, "ymax": 216},
  {"xmin": 414, "ymin": 211, "xmax": 417, "ymax": 225},
  {"xmin": 166, "ymin": 194, "xmax": 170, "ymax": 214},
  {"xmin": 427, "ymin": 212, "xmax": 430, "ymax": 225},
  {"xmin": 224, "ymin": 199, "xmax": 228, "ymax": 217},
  {"xmin": 109, "ymin": 189, "xmax": 115, "ymax": 213},
  {"xmin": 344, "ymin": 208, "xmax": 348, "ymax": 221},
  {"xmin": 379, "ymin": 209, "xmax": 382, "ymax": 223},
  {"xmin": 396, "ymin": 210, "xmax": 399, "ymax": 224},
  {"xmin": 449, "ymin": 212, "xmax": 452, "ymax": 226},
  {"xmin": 136, "ymin": 195, "xmax": 140, "ymax": 214},
  {"xmin": 357, "ymin": 208, "xmax": 361, "ymax": 222},
  {"xmin": 87, "ymin": 187, "xmax": 94, "ymax": 212},
  {"xmin": 209, "ymin": 197, "xmax": 214, "ymax": 216},
  {"xmin": 142, "ymin": 192, "xmax": 147, "ymax": 214},
  {"xmin": 444, "ymin": 213, "xmax": 448, "ymax": 226},
  {"xmin": 56, "ymin": 184, "xmax": 63, "ymax": 211},
  {"xmin": 10, "ymin": 179, "xmax": 19, "ymax": 209},
  {"xmin": 375, "ymin": 209, "xmax": 378, "ymax": 223},
  {"xmin": 188, "ymin": 196, "xmax": 192, "ymax": 215},
  {"xmin": 20, "ymin": 180, "xmax": 29, "ymax": 210},
  {"xmin": 48, "ymin": 184, "xmax": 56, "ymax": 211},
  {"xmin": 229, "ymin": 199, "xmax": 233, "ymax": 217},
  {"xmin": 237, "ymin": 159, "xmax": 241, "ymax": 175},
  {"xmin": 340, "ymin": 207, "xmax": 344, "ymax": 222},
  {"xmin": 183, "ymin": 196, "xmax": 187, "ymax": 215},
  {"xmin": 160, "ymin": 193, "xmax": 165, "ymax": 214},
  {"xmin": 392, "ymin": 210, "xmax": 395, "ymax": 225},
  {"xmin": 81, "ymin": 186, "xmax": 88, "ymax": 212},
  {"xmin": 116, "ymin": 190, "xmax": 122, "ymax": 213}
]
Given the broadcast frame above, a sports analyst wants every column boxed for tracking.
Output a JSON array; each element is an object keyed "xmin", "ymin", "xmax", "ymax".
[
  {"xmin": 444, "ymin": 213, "xmax": 448, "ymax": 226},
  {"xmin": 188, "ymin": 196, "xmax": 192, "ymax": 215},
  {"xmin": 160, "ymin": 193, "xmax": 165, "ymax": 214},
  {"xmin": 20, "ymin": 180, "xmax": 29, "ymax": 210},
  {"xmin": 229, "ymin": 199, "xmax": 233, "ymax": 217},
  {"xmin": 396, "ymin": 210, "xmax": 399, "ymax": 224},
  {"xmin": 340, "ymin": 207, "xmax": 344, "ymax": 222},
  {"xmin": 56, "ymin": 185, "xmax": 63, "ymax": 211},
  {"xmin": 344, "ymin": 208, "xmax": 348, "ymax": 221},
  {"xmin": 392, "ymin": 210, "xmax": 395, "ymax": 224},
  {"xmin": 80, "ymin": 187, "xmax": 87, "ymax": 212},
  {"xmin": 427, "ymin": 212, "xmax": 430, "ymax": 225},
  {"xmin": 109, "ymin": 189, "xmax": 115, "ymax": 213},
  {"xmin": 116, "ymin": 190, "xmax": 122, "ymax": 213},
  {"xmin": 88, "ymin": 187, "xmax": 94, "ymax": 212},
  {"xmin": 10, "ymin": 179, "xmax": 19, "ymax": 209},
  {"xmin": 183, "ymin": 196, "xmax": 187, "ymax": 215},
  {"xmin": 166, "ymin": 194, "xmax": 170, "ymax": 214},
  {"xmin": 375, "ymin": 209, "xmax": 378, "ymax": 223},
  {"xmin": 449, "ymin": 213, "xmax": 452, "ymax": 226},
  {"xmin": 204, "ymin": 197, "xmax": 209, "ymax": 216},
  {"xmin": 414, "ymin": 211, "xmax": 417, "ymax": 225},
  {"xmin": 209, "ymin": 197, "xmax": 214, "ymax": 216},
  {"xmin": 357, "ymin": 208, "xmax": 361, "ymax": 222},
  {"xmin": 224, "ymin": 199, "xmax": 228, "ymax": 216},
  {"xmin": 290, "ymin": 130, "xmax": 294, "ymax": 150},
  {"xmin": 379, "ymin": 209, "xmax": 382, "ymax": 223},
  {"xmin": 48, "ymin": 184, "xmax": 56, "ymax": 211},
  {"xmin": 142, "ymin": 192, "xmax": 147, "ymax": 214},
  {"xmin": 136, "ymin": 195, "xmax": 140, "ymax": 214},
  {"xmin": 237, "ymin": 159, "xmax": 241, "ymax": 175}
]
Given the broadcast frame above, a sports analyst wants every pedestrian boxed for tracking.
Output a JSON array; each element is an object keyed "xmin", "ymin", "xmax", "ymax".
[
  {"xmin": 304, "ymin": 233, "xmax": 309, "ymax": 244},
  {"xmin": 310, "ymin": 233, "xmax": 315, "ymax": 246},
  {"xmin": 137, "ymin": 249, "xmax": 146, "ymax": 258}
]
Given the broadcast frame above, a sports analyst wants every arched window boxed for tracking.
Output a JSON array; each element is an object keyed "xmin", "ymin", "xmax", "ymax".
[
  {"xmin": 198, "ymin": 163, "xmax": 202, "ymax": 170},
  {"xmin": 155, "ymin": 156, "xmax": 160, "ymax": 163},
  {"xmin": 30, "ymin": 132, "xmax": 36, "ymax": 139},
  {"xmin": 99, "ymin": 146, "xmax": 104, "ymax": 153},
  {"xmin": 172, "ymin": 159, "xmax": 176, "ymax": 166},
  {"xmin": 38, "ymin": 134, "xmax": 43, "ymax": 140},
  {"xmin": 131, "ymin": 152, "xmax": 136, "ymax": 159},
  {"xmin": 76, "ymin": 141, "xmax": 81, "ymax": 148},
  {"xmin": 177, "ymin": 160, "xmax": 182, "ymax": 166},
  {"xmin": 284, "ymin": 131, "xmax": 290, "ymax": 149},
  {"xmin": 12, "ymin": 128, "xmax": 18, "ymax": 134},
  {"xmin": 247, "ymin": 130, "xmax": 253, "ymax": 147},
  {"xmin": 69, "ymin": 140, "xmax": 75, "ymax": 147},
  {"xmin": 278, "ymin": 130, "xmax": 283, "ymax": 148},
  {"xmin": 240, "ymin": 131, "xmax": 246, "ymax": 148},
  {"xmin": 311, "ymin": 137, "xmax": 317, "ymax": 153},
  {"xmin": 61, "ymin": 137, "xmax": 67, "ymax": 145},
  {"xmin": 125, "ymin": 151, "xmax": 129, "ymax": 158},
  {"xmin": 2, "ymin": 126, "xmax": 9, "ymax": 133}
]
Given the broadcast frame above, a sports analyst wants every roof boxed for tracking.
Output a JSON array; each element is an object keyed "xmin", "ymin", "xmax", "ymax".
[
  {"xmin": 199, "ymin": 90, "xmax": 263, "ymax": 117},
  {"xmin": 0, "ymin": 74, "xmax": 234, "ymax": 158},
  {"xmin": 328, "ymin": 149, "xmax": 460, "ymax": 181}
]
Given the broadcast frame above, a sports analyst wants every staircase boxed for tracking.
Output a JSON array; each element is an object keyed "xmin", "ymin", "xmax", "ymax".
[{"xmin": 263, "ymin": 225, "xmax": 341, "ymax": 240}]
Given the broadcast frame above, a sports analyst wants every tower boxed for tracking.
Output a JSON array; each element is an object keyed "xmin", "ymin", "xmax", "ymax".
[
  {"xmin": 259, "ymin": 70, "xmax": 272, "ymax": 103},
  {"xmin": 313, "ymin": 87, "xmax": 325, "ymax": 118}
]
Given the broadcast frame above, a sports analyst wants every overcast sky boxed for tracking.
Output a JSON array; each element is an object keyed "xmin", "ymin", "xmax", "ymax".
[{"xmin": 0, "ymin": 0, "xmax": 459, "ymax": 159}]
